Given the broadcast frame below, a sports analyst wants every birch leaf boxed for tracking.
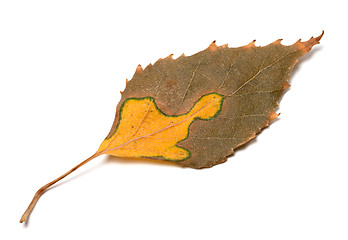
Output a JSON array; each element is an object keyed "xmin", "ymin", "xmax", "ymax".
[
  {"xmin": 102, "ymin": 32, "xmax": 323, "ymax": 168},
  {"xmin": 20, "ymin": 32, "xmax": 323, "ymax": 223}
]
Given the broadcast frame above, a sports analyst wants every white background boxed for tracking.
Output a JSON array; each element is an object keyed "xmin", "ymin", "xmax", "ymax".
[{"xmin": 1, "ymin": 0, "xmax": 347, "ymax": 239}]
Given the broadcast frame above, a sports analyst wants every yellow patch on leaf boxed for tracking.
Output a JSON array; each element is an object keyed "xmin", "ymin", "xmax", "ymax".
[{"xmin": 98, "ymin": 93, "xmax": 224, "ymax": 161}]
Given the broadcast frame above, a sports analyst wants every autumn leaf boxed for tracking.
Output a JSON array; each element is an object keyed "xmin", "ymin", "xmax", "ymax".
[
  {"xmin": 103, "ymin": 32, "xmax": 323, "ymax": 168},
  {"xmin": 20, "ymin": 32, "xmax": 323, "ymax": 223}
]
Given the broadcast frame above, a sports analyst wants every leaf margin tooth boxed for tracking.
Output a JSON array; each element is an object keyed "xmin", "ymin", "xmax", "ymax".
[
  {"xmin": 242, "ymin": 39, "xmax": 256, "ymax": 49},
  {"xmin": 283, "ymin": 81, "xmax": 291, "ymax": 89},
  {"xmin": 273, "ymin": 39, "xmax": 283, "ymax": 45},
  {"xmin": 136, "ymin": 64, "xmax": 143, "ymax": 72},
  {"xmin": 165, "ymin": 53, "xmax": 174, "ymax": 59},
  {"xmin": 208, "ymin": 40, "xmax": 218, "ymax": 52},
  {"xmin": 269, "ymin": 111, "xmax": 280, "ymax": 122}
]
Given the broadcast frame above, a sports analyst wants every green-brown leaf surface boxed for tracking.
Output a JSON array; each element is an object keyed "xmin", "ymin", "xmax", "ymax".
[{"xmin": 105, "ymin": 32, "xmax": 323, "ymax": 169}]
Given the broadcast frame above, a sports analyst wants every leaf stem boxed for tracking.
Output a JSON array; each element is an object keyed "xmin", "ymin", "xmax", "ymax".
[{"xmin": 19, "ymin": 151, "xmax": 104, "ymax": 223}]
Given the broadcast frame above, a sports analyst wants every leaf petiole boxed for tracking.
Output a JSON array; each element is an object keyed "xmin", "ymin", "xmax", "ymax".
[{"xmin": 19, "ymin": 151, "xmax": 104, "ymax": 223}]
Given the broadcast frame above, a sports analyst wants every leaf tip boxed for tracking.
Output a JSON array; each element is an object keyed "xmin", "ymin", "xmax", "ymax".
[
  {"xmin": 295, "ymin": 31, "xmax": 324, "ymax": 54},
  {"xmin": 318, "ymin": 30, "xmax": 325, "ymax": 41}
]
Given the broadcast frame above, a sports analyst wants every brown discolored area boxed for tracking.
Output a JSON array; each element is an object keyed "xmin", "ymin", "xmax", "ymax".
[
  {"xmin": 165, "ymin": 78, "xmax": 177, "ymax": 89},
  {"xmin": 105, "ymin": 32, "xmax": 323, "ymax": 168}
]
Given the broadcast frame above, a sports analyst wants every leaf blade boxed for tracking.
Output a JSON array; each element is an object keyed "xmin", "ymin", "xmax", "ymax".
[{"xmin": 104, "ymin": 32, "xmax": 323, "ymax": 168}]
